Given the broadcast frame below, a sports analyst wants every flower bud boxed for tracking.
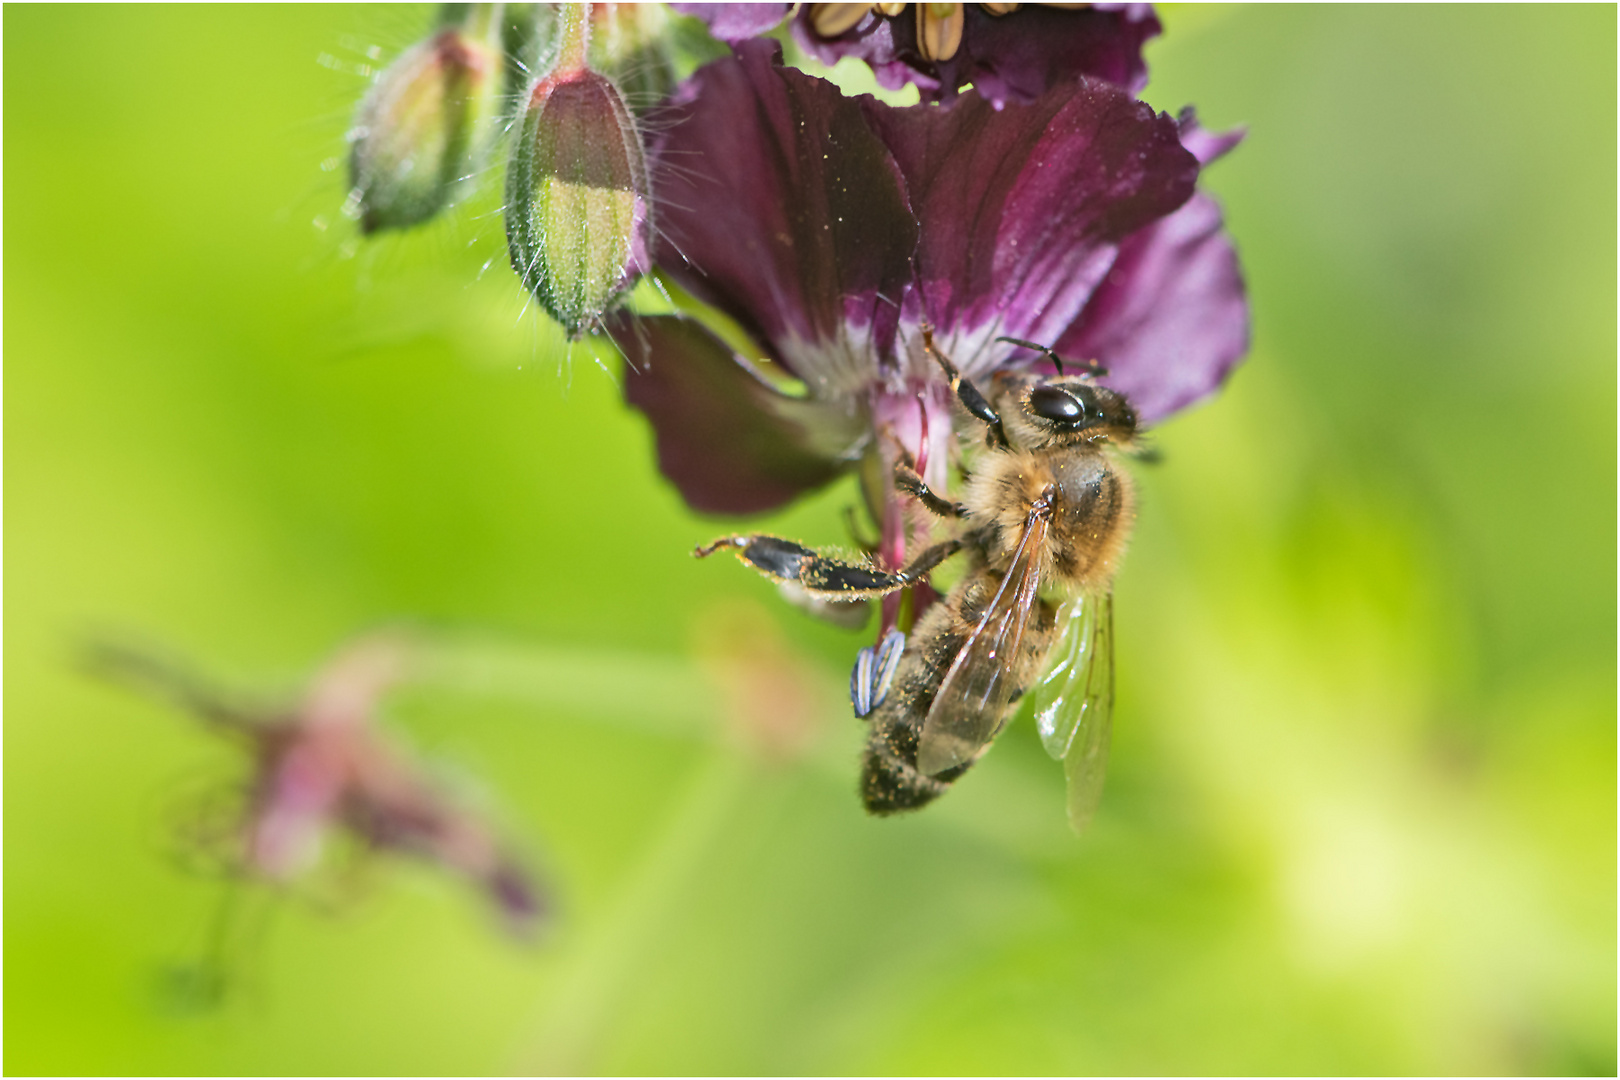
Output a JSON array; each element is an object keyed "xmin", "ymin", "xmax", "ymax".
[
  {"xmin": 505, "ymin": 8, "xmax": 650, "ymax": 339},
  {"xmin": 348, "ymin": 10, "xmax": 503, "ymax": 235}
]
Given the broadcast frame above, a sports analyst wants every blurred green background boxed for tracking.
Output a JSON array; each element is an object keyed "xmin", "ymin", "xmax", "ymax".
[{"xmin": 6, "ymin": 4, "xmax": 1614, "ymax": 1075}]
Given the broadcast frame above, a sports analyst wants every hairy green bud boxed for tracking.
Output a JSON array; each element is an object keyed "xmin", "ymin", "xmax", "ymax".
[
  {"xmin": 348, "ymin": 10, "xmax": 503, "ymax": 235},
  {"xmin": 504, "ymin": 17, "xmax": 650, "ymax": 339}
]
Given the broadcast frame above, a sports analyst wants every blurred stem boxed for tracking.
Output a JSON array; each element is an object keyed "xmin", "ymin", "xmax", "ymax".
[
  {"xmin": 511, "ymin": 748, "xmax": 751, "ymax": 1074},
  {"xmin": 419, "ymin": 638, "xmax": 717, "ymax": 739},
  {"xmin": 458, "ymin": 3, "xmax": 505, "ymax": 45}
]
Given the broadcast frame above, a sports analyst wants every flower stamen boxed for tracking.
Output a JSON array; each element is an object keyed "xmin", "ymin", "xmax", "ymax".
[
  {"xmin": 916, "ymin": 3, "xmax": 965, "ymax": 61},
  {"xmin": 809, "ymin": 3, "xmax": 876, "ymax": 37}
]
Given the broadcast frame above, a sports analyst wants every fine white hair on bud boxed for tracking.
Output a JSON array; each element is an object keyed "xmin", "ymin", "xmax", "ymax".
[
  {"xmin": 504, "ymin": 3, "xmax": 651, "ymax": 339},
  {"xmin": 347, "ymin": 5, "xmax": 504, "ymax": 235}
]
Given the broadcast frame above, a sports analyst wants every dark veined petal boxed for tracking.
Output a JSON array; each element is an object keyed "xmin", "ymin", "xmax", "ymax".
[
  {"xmin": 1056, "ymin": 191, "xmax": 1248, "ymax": 424},
  {"xmin": 863, "ymin": 75, "xmax": 1198, "ymax": 363},
  {"xmin": 626, "ymin": 38, "xmax": 1247, "ymax": 516},
  {"xmin": 648, "ymin": 40, "xmax": 919, "ymax": 375},
  {"xmin": 615, "ymin": 314, "xmax": 864, "ymax": 515},
  {"xmin": 1054, "ymin": 114, "xmax": 1249, "ymax": 423},
  {"xmin": 672, "ymin": 3, "xmax": 794, "ymax": 41},
  {"xmin": 799, "ymin": 4, "xmax": 1160, "ymax": 106},
  {"xmin": 952, "ymin": 4, "xmax": 1159, "ymax": 104}
]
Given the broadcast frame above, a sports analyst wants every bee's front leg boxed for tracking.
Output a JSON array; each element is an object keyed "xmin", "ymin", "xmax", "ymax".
[{"xmin": 921, "ymin": 322, "xmax": 1009, "ymax": 449}]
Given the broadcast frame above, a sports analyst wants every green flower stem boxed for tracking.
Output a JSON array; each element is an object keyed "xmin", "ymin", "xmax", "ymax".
[
  {"xmin": 456, "ymin": 3, "xmax": 505, "ymax": 46},
  {"xmin": 553, "ymin": 2, "xmax": 591, "ymax": 75}
]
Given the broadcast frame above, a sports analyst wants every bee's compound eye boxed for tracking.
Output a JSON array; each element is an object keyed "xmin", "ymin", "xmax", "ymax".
[{"xmin": 1028, "ymin": 385, "xmax": 1085, "ymax": 424}]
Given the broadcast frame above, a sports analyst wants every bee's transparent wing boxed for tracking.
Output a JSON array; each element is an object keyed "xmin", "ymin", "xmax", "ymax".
[
  {"xmin": 915, "ymin": 510, "xmax": 1048, "ymax": 776},
  {"xmin": 1031, "ymin": 590, "xmax": 1115, "ymax": 832}
]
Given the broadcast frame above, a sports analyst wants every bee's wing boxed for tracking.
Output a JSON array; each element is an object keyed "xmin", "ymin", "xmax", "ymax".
[
  {"xmin": 914, "ymin": 509, "xmax": 1048, "ymax": 776},
  {"xmin": 1031, "ymin": 590, "xmax": 1115, "ymax": 832}
]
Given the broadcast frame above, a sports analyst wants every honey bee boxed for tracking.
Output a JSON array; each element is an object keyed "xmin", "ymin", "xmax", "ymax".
[{"xmin": 697, "ymin": 329, "xmax": 1136, "ymax": 831}]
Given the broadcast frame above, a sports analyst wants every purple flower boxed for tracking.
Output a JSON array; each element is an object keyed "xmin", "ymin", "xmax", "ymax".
[
  {"xmin": 676, "ymin": 2, "xmax": 1160, "ymax": 106},
  {"xmin": 90, "ymin": 635, "xmax": 544, "ymax": 932},
  {"xmin": 616, "ymin": 40, "xmax": 1245, "ymax": 556}
]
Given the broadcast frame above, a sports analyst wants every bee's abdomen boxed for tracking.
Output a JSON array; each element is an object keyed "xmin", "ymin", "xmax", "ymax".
[
  {"xmin": 858, "ymin": 601, "xmax": 974, "ymax": 815},
  {"xmin": 861, "ymin": 707, "xmax": 977, "ymax": 814},
  {"xmin": 860, "ymin": 739, "xmax": 949, "ymax": 814}
]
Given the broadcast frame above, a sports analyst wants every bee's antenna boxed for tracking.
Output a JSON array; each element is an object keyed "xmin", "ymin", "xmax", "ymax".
[
  {"xmin": 995, "ymin": 336, "xmax": 1109, "ymax": 379},
  {"xmin": 996, "ymin": 336, "xmax": 1063, "ymax": 375}
]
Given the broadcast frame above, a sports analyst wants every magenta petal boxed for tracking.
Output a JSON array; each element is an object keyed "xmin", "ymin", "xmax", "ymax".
[
  {"xmin": 864, "ymin": 77, "xmax": 1197, "ymax": 352},
  {"xmin": 1056, "ymin": 192, "xmax": 1249, "ymax": 424},
  {"xmin": 1177, "ymin": 107, "xmax": 1246, "ymax": 166},
  {"xmin": 649, "ymin": 41, "xmax": 919, "ymax": 368},
  {"xmin": 615, "ymin": 314, "xmax": 856, "ymax": 515},
  {"xmin": 672, "ymin": 3, "xmax": 793, "ymax": 41}
]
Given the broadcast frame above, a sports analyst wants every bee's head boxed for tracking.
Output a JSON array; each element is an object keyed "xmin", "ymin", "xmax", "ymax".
[{"xmin": 1001, "ymin": 374, "xmax": 1138, "ymax": 448}]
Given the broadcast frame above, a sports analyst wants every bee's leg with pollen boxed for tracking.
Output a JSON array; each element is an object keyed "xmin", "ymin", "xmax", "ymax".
[
  {"xmin": 695, "ymin": 534, "xmax": 963, "ymax": 599},
  {"xmin": 695, "ymin": 535, "xmax": 907, "ymax": 599}
]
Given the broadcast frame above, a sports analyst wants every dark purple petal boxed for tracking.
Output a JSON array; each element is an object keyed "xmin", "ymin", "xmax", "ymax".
[
  {"xmin": 672, "ymin": 3, "xmax": 793, "ymax": 41},
  {"xmin": 649, "ymin": 40, "xmax": 918, "ymax": 368},
  {"xmin": 1056, "ymin": 192, "xmax": 1249, "ymax": 424},
  {"xmin": 797, "ymin": 4, "xmax": 1160, "ymax": 106},
  {"xmin": 928, "ymin": 5, "xmax": 1160, "ymax": 105},
  {"xmin": 614, "ymin": 314, "xmax": 860, "ymax": 515},
  {"xmin": 863, "ymin": 76, "xmax": 1198, "ymax": 356}
]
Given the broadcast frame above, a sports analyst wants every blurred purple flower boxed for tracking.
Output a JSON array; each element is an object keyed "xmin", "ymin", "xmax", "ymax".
[
  {"xmin": 91, "ymin": 634, "xmax": 543, "ymax": 932},
  {"xmin": 615, "ymin": 41, "xmax": 1245, "ymax": 551},
  {"xmin": 676, "ymin": 2, "xmax": 1159, "ymax": 105}
]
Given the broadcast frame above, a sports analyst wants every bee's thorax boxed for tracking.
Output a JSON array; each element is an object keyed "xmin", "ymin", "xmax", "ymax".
[{"xmin": 963, "ymin": 445, "xmax": 1135, "ymax": 593}]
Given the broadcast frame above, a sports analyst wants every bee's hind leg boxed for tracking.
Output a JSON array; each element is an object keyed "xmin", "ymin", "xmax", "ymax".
[
  {"xmin": 695, "ymin": 534, "xmax": 962, "ymax": 599},
  {"xmin": 695, "ymin": 535, "xmax": 908, "ymax": 599}
]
